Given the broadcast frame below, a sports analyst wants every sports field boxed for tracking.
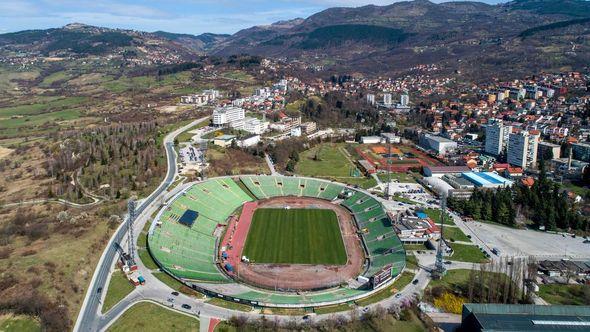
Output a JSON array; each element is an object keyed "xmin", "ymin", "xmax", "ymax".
[{"xmin": 242, "ymin": 208, "xmax": 347, "ymax": 265}]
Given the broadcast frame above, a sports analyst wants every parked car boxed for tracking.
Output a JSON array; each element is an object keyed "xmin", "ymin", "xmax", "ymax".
[
  {"xmin": 412, "ymin": 279, "xmax": 419, "ymax": 285},
  {"xmin": 171, "ymin": 291, "xmax": 179, "ymax": 296},
  {"xmin": 167, "ymin": 298, "xmax": 175, "ymax": 303},
  {"xmin": 181, "ymin": 304, "xmax": 192, "ymax": 310}
]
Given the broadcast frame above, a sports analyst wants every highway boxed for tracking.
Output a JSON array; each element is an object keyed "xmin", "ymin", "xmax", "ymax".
[{"xmin": 74, "ymin": 118, "xmax": 209, "ymax": 332}]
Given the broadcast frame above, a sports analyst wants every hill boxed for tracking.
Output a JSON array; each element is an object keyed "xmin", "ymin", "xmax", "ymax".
[
  {"xmin": 1, "ymin": 0, "xmax": 590, "ymax": 78},
  {"xmin": 213, "ymin": 0, "xmax": 590, "ymax": 78}
]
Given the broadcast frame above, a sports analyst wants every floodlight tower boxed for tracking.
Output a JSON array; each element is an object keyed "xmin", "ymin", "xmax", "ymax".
[
  {"xmin": 433, "ymin": 194, "xmax": 447, "ymax": 279},
  {"xmin": 127, "ymin": 198, "xmax": 137, "ymax": 264},
  {"xmin": 385, "ymin": 137, "xmax": 393, "ymax": 199},
  {"xmin": 199, "ymin": 139, "xmax": 208, "ymax": 180}
]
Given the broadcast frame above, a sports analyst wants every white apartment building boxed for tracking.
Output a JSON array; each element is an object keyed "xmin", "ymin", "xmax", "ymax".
[
  {"xmin": 366, "ymin": 94, "xmax": 375, "ymax": 105},
  {"xmin": 383, "ymin": 93, "xmax": 393, "ymax": 106},
  {"xmin": 212, "ymin": 106, "xmax": 245, "ymax": 126},
  {"xmin": 229, "ymin": 117, "xmax": 268, "ymax": 135},
  {"xmin": 180, "ymin": 89, "xmax": 220, "ymax": 105},
  {"xmin": 485, "ymin": 120, "xmax": 511, "ymax": 156},
  {"xmin": 400, "ymin": 93, "xmax": 409, "ymax": 107},
  {"xmin": 507, "ymin": 131, "xmax": 540, "ymax": 169}
]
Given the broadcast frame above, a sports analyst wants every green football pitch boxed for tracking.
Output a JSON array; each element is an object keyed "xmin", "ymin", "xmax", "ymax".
[{"xmin": 242, "ymin": 208, "xmax": 347, "ymax": 265}]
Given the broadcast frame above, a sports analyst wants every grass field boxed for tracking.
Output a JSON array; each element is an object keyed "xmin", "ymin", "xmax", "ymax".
[
  {"xmin": 102, "ymin": 271, "xmax": 135, "ymax": 313},
  {"xmin": 107, "ymin": 302, "xmax": 199, "ymax": 332},
  {"xmin": 242, "ymin": 208, "xmax": 346, "ymax": 265},
  {"xmin": 538, "ymin": 284, "xmax": 590, "ymax": 305},
  {"xmin": 314, "ymin": 303, "xmax": 353, "ymax": 314},
  {"xmin": 296, "ymin": 143, "xmax": 376, "ymax": 189},
  {"xmin": 448, "ymin": 243, "xmax": 488, "ymax": 263},
  {"xmin": 0, "ymin": 315, "xmax": 40, "ymax": 332},
  {"xmin": 443, "ymin": 226, "xmax": 471, "ymax": 242},
  {"xmin": 422, "ymin": 208, "xmax": 455, "ymax": 226}
]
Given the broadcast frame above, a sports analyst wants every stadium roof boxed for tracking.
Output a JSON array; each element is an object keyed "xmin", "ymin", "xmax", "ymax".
[{"xmin": 462, "ymin": 304, "xmax": 590, "ymax": 331}]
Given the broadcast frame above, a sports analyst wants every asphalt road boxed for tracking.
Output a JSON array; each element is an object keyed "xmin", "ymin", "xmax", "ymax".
[{"xmin": 74, "ymin": 118, "xmax": 209, "ymax": 332}]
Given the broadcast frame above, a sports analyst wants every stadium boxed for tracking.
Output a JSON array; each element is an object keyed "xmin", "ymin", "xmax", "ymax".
[{"xmin": 147, "ymin": 175, "xmax": 406, "ymax": 308}]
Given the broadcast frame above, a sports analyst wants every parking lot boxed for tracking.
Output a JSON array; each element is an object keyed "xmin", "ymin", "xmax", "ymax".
[{"xmin": 462, "ymin": 221, "xmax": 590, "ymax": 259}]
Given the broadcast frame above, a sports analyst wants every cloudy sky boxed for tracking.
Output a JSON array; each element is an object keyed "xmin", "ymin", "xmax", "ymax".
[{"xmin": 0, "ymin": 0, "xmax": 507, "ymax": 35}]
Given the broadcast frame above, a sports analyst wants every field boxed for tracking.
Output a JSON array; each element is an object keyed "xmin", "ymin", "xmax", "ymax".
[
  {"xmin": 422, "ymin": 208, "xmax": 455, "ymax": 226},
  {"xmin": 102, "ymin": 271, "xmax": 135, "ymax": 313},
  {"xmin": 538, "ymin": 284, "xmax": 590, "ymax": 305},
  {"xmin": 443, "ymin": 226, "xmax": 470, "ymax": 242},
  {"xmin": 242, "ymin": 208, "xmax": 347, "ymax": 265},
  {"xmin": 107, "ymin": 302, "xmax": 199, "ymax": 332},
  {"xmin": 448, "ymin": 243, "xmax": 488, "ymax": 263},
  {"xmin": 0, "ymin": 314, "xmax": 40, "ymax": 332},
  {"xmin": 296, "ymin": 143, "xmax": 376, "ymax": 189}
]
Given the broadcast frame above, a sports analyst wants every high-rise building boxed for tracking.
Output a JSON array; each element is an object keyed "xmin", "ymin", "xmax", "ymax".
[
  {"xmin": 507, "ymin": 131, "xmax": 540, "ymax": 169},
  {"xmin": 400, "ymin": 93, "xmax": 409, "ymax": 107},
  {"xmin": 383, "ymin": 93, "xmax": 393, "ymax": 106},
  {"xmin": 212, "ymin": 106, "xmax": 245, "ymax": 126},
  {"xmin": 572, "ymin": 142, "xmax": 590, "ymax": 163},
  {"xmin": 366, "ymin": 94, "xmax": 375, "ymax": 105},
  {"xmin": 537, "ymin": 141, "xmax": 561, "ymax": 160},
  {"xmin": 485, "ymin": 120, "xmax": 511, "ymax": 156}
]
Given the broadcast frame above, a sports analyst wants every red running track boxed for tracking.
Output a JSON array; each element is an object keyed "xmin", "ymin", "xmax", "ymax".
[{"xmin": 220, "ymin": 201, "xmax": 257, "ymax": 275}]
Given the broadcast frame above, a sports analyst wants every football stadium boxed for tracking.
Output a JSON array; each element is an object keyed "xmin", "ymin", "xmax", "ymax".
[{"xmin": 147, "ymin": 175, "xmax": 406, "ymax": 308}]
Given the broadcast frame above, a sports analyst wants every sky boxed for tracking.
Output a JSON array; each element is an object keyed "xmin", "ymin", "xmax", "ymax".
[{"xmin": 0, "ymin": 0, "xmax": 508, "ymax": 35}]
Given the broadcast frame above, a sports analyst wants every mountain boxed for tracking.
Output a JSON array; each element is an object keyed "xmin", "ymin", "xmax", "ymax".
[
  {"xmin": 1, "ymin": 0, "xmax": 589, "ymax": 78},
  {"xmin": 152, "ymin": 31, "xmax": 230, "ymax": 52},
  {"xmin": 0, "ymin": 23, "xmax": 220, "ymax": 61},
  {"xmin": 213, "ymin": 0, "xmax": 590, "ymax": 78}
]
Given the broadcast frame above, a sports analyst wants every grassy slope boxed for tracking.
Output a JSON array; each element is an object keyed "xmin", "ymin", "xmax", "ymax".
[
  {"xmin": 242, "ymin": 208, "xmax": 346, "ymax": 265},
  {"xmin": 538, "ymin": 284, "xmax": 590, "ymax": 305},
  {"xmin": 107, "ymin": 302, "xmax": 199, "ymax": 332},
  {"xmin": 102, "ymin": 271, "xmax": 135, "ymax": 313},
  {"xmin": 0, "ymin": 315, "xmax": 41, "ymax": 332}
]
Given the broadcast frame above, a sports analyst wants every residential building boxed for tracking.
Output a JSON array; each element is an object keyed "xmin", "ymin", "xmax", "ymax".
[
  {"xmin": 537, "ymin": 141, "xmax": 561, "ymax": 160},
  {"xmin": 300, "ymin": 122, "xmax": 317, "ymax": 134},
  {"xmin": 507, "ymin": 131, "xmax": 539, "ymax": 169},
  {"xmin": 400, "ymin": 93, "xmax": 409, "ymax": 107},
  {"xmin": 366, "ymin": 94, "xmax": 375, "ymax": 105},
  {"xmin": 212, "ymin": 106, "xmax": 245, "ymax": 126},
  {"xmin": 383, "ymin": 93, "xmax": 393, "ymax": 106},
  {"xmin": 229, "ymin": 117, "xmax": 268, "ymax": 135},
  {"xmin": 572, "ymin": 142, "xmax": 590, "ymax": 163},
  {"xmin": 485, "ymin": 120, "xmax": 511, "ymax": 156}
]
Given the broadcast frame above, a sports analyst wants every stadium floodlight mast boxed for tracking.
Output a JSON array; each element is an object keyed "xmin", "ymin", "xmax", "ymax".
[
  {"xmin": 127, "ymin": 197, "xmax": 137, "ymax": 264},
  {"xmin": 432, "ymin": 194, "xmax": 447, "ymax": 279}
]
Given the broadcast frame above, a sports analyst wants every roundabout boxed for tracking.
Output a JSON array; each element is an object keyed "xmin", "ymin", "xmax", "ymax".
[{"xmin": 147, "ymin": 175, "xmax": 406, "ymax": 308}]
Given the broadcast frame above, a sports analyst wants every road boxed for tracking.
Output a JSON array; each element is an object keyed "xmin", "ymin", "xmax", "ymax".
[
  {"xmin": 264, "ymin": 153, "xmax": 278, "ymax": 175},
  {"xmin": 74, "ymin": 117, "xmax": 210, "ymax": 332}
]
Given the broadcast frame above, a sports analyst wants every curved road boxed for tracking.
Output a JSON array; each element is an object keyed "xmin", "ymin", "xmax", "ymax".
[{"xmin": 74, "ymin": 117, "xmax": 209, "ymax": 332}]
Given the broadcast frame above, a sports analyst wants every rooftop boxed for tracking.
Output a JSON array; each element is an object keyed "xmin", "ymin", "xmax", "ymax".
[{"xmin": 463, "ymin": 303, "xmax": 590, "ymax": 331}]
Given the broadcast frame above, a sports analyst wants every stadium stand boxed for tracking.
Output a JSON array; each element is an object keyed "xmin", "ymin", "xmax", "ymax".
[
  {"xmin": 341, "ymin": 189, "xmax": 406, "ymax": 278},
  {"xmin": 240, "ymin": 176, "xmax": 344, "ymax": 201},
  {"xmin": 149, "ymin": 178, "xmax": 253, "ymax": 282}
]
